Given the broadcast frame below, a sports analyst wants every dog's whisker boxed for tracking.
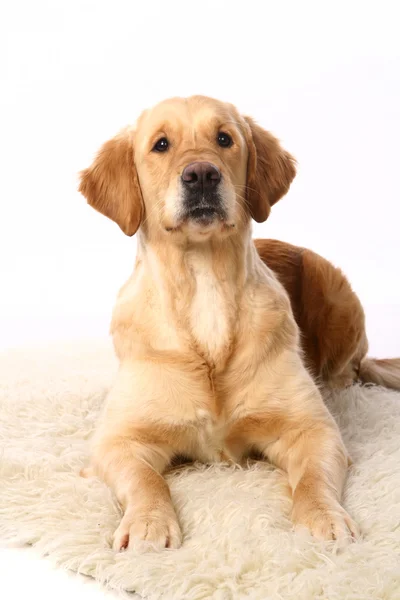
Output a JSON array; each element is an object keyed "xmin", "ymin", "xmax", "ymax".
[
  {"xmin": 233, "ymin": 184, "xmax": 263, "ymax": 199},
  {"xmin": 141, "ymin": 197, "xmax": 166, "ymax": 227}
]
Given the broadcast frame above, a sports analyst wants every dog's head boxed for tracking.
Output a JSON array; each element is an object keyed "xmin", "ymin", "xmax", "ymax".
[{"xmin": 79, "ymin": 96, "xmax": 296, "ymax": 241}]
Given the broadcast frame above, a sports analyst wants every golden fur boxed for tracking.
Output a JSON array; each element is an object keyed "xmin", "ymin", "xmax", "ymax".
[
  {"xmin": 255, "ymin": 239, "xmax": 400, "ymax": 391},
  {"xmin": 79, "ymin": 95, "xmax": 398, "ymax": 552}
]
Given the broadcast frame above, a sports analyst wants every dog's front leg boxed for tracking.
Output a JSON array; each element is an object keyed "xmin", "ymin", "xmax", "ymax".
[
  {"xmin": 226, "ymin": 353, "xmax": 359, "ymax": 542},
  {"xmin": 86, "ymin": 359, "xmax": 203, "ymax": 552},
  {"xmin": 267, "ymin": 416, "xmax": 359, "ymax": 542},
  {"xmin": 93, "ymin": 431, "xmax": 181, "ymax": 552}
]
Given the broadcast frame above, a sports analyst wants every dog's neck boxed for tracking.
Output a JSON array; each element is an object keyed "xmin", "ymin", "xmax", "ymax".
[
  {"xmin": 137, "ymin": 224, "xmax": 256, "ymax": 293},
  {"xmin": 136, "ymin": 225, "xmax": 259, "ymax": 368}
]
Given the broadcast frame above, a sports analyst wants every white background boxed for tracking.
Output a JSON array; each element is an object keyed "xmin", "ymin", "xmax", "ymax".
[{"xmin": 1, "ymin": 0, "xmax": 399, "ymax": 597}]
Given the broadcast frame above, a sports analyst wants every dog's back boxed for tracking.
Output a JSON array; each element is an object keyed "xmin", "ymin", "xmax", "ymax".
[
  {"xmin": 255, "ymin": 239, "xmax": 367, "ymax": 387},
  {"xmin": 256, "ymin": 238, "xmax": 400, "ymax": 390}
]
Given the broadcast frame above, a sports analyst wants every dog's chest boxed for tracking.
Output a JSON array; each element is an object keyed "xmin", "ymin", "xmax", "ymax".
[
  {"xmin": 188, "ymin": 254, "xmax": 232, "ymax": 365},
  {"xmin": 192, "ymin": 409, "xmax": 229, "ymax": 462}
]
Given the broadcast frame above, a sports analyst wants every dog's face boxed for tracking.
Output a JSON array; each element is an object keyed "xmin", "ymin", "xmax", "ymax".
[
  {"xmin": 79, "ymin": 96, "xmax": 296, "ymax": 241},
  {"xmin": 134, "ymin": 97, "xmax": 249, "ymax": 238}
]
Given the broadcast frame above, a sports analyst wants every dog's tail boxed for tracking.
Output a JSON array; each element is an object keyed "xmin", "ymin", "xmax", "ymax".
[{"xmin": 359, "ymin": 357, "xmax": 400, "ymax": 391}]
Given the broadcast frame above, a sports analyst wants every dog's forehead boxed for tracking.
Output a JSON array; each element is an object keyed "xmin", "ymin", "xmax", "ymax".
[{"xmin": 137, "ymin": 96, "xmax": 239, "ymax": 135}]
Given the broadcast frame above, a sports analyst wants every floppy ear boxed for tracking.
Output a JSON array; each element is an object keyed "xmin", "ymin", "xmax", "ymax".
[
  {"xmin": 244, "ymin": 117, "xmax": 297, "ymax": 223},
  {"xmin": 79, "ymin": 129, "xmax": 143, "ymax": 236}
]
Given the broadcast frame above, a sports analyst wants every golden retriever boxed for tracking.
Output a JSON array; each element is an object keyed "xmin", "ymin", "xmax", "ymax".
[{"xmin": 79, "ymin": 95, "xmax": 399, "ymax": 552}]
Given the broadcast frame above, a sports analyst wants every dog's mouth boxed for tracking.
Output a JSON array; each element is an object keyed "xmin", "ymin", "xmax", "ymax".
[
  {"xmin": 187, "ymin": 206, "xmax": 224, "ymax": 224},
  {"xmin": 166, "ymin": 192, "xmax": 230, "ymax": 233},
  {"xmin": 166, "ymin": 205, "xmax": 232, "ymax": 234}
]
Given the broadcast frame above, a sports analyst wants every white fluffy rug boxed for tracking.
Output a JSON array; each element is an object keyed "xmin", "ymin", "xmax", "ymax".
[{"xmin": 1, "ymin": 341, "xmax": 400, "ymax": 600}]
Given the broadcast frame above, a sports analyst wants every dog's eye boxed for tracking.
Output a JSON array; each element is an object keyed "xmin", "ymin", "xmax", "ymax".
[
  {"xmin": 217, "ymin": 132, "xmax": 233, "ymax": 148},
  {"xmin": 152, "ymin": 137, "xmax": 169, "ymax": 152}
]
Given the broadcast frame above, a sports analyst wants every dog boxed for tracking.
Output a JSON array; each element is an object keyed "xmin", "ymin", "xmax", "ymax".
[{"xmin": 79, "ymin": 95, "xmax": 399, "ymax": 552}]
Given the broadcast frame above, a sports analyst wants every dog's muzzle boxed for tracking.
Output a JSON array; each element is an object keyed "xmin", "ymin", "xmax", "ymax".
[{"xmin": 181, "ymin": 161, "xmax": 226, "ymax": 224}]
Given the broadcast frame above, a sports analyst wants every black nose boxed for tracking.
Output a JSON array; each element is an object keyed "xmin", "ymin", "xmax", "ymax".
[{"xmin": 181, "ymin": 162, "xmax": 221, "ymax": 191}]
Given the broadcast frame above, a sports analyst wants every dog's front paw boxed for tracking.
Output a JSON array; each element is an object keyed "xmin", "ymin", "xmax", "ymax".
[
  {"xmin": 112, "ymin": 506, "xmax": 182, "ymax": 552},
  {"xmin": 293, "ymin": 501, "xmax": 359, "ymax": 543}
]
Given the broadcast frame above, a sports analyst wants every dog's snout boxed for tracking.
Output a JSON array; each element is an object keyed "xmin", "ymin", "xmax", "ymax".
[
  {"xmin": 181, "ymin": 160, "xmax": 225, "ymax": 223},
  {"xmin": 181, "ymin": 162, "xmax": 221, "ymax": 191}
]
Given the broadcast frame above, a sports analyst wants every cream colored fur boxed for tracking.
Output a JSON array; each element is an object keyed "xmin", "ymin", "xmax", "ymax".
[
  {"xmin": 360, "ymin": 357, "xmax": 400, "ymax": 390},
  {"xmin": 1, "ymin": 341, "xmax": 399, "ymax": 599}
]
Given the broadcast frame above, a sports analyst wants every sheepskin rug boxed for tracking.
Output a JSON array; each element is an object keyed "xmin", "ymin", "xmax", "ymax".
[{"xmin": 1, "ymin": 340, "xmax": 400, "ymax": 600}]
